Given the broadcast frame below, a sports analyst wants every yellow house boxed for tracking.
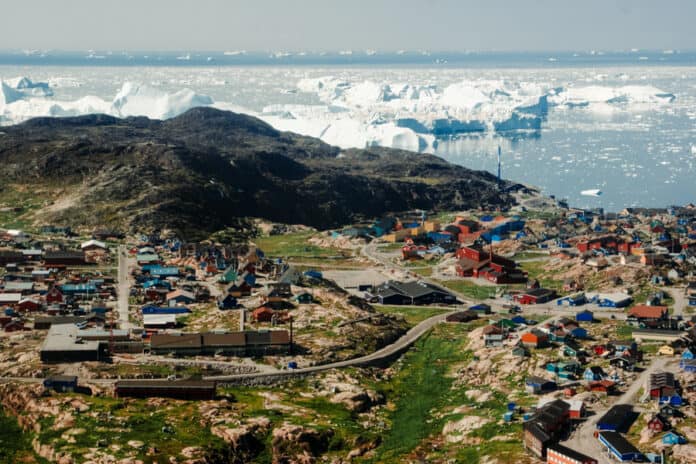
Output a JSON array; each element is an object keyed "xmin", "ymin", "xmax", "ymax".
[
  {"xmin": 424, "ymin": 221, "xmax": 441, "ymax": 232},
  {"xmin": 658, "ymin": 345, "xmax": 675, "ymax": 356}
]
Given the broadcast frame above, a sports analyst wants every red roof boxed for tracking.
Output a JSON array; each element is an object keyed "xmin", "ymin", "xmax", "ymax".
[{"xmin": 628, "ymin": 305, "xmax": 668, "ymax": 319}]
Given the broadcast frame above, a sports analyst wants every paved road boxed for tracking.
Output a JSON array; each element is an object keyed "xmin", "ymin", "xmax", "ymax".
[
  {"xmin": 204, "ymin": 310, "xmax": 451, "ymax": 382},
  {"xmin": 662, "ymin": 285, "xmax": 687, "ymax": 318},
  {"xmin": 564, "ymin": 357, "xmax": 676, "ymax": 463},
  {"xmin": 117, "ymin": 245, "xmax": 134, "ymax": 329}
]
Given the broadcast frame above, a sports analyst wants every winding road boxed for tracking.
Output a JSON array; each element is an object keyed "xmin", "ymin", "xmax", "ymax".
[{"xmin": 204, "ymin": 310, "xmax": 451, "ymax": 382}]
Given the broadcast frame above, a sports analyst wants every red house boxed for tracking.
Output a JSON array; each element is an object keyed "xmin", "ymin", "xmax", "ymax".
[
  {"xmin": 45, "ymin": 286, "xmax": 63, "ymax": 304},
  {"xmin": 17, "ymin": 298, "xmax": 41, "ymax": 312},
  {"xmin": 513, "ymin": 288, "xmax": 557, "ymax": 305},
  {"xmin": 648, "ymin": 414, "xmax": 669, "ymax": 432},
  {"xmin": 252, "ymin": 306, "xmax": 274, "ymax": 323}
]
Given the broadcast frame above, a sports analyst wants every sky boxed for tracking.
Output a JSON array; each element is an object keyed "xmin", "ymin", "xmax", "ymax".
[{"xmin": 2, "ymin": 0, "xmax": 694, "ymax": 52}]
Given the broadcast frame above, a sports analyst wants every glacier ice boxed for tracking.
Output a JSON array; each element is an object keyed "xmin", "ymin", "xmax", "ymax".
[
  {"xmin": 111, "ymin": 82, "xmax": 213, "ymax": 119},
  {"xmin": 0, "ymin": 78, "xmax": 213, "ymax": 125}
]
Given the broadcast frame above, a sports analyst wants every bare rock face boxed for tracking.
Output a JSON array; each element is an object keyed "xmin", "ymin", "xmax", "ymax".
[
  {"xmin": 329, "ymin": 385, "xmax": 385, "ymax": 413},
  {"xmin": 639, "ymin": 426, "xmax": 656, "ymax": 444},
  {"xmin": 672, "ymin": 444, "xmax": 696, "ymax": 463},
  {"xmin": 209, "ymin": 416, "xmax": 271, "ymax": 463},
  {"xmin": 442, "ymin": 416, "xmax": 490, "ymax": 443},
  {"xmin": 464, "ymin": 389, "xmax": 493, "ymax": 403},
  {"xmin": 271, "ymin": 423, "xmax": 334, "ymax": 464}
]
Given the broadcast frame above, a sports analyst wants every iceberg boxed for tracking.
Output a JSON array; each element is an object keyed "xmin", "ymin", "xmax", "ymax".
[
  {"xmin": 550, "ymin": 85, "xmax": 675, "ymax": 108},
  {"xmin": 0, "ymin": 78, "xmax": 213, "ymax": 126},
  {"xmin": 110, "ymin": 82, "xmax": 213, "ymax": 120},
  {"xmin": 286, "ymin": 76, "xmax": 550, "ymax": 145}
]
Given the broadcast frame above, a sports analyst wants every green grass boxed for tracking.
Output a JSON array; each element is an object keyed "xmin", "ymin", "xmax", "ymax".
[
  {"xmin": 436, "ymin": 279, "xmax": 503, "ymax": 300},
  {"xmin": 375, "ymin": 305, "xmax": 448, "ymax": 326},
  {"xmin": 254, "ymin": 231, "xmax": 350, "ymax": 260},
  {"xmin": 412, "ymin": 267, "xmax": 433, "ymax": 277},
  {"xmin": 372, "ymin": 330, "xmax": 464, "ymax": 462},
  {"xmin": 616, "ymin": 325, "xmax": 634, "ymax": 338},
  {"xmin": 35, "ymin": 395, "xmax": 227, "ymax": 462},
  {"xmin": 378, "ymin": 242, "xmax": 405, "ymax": 251},
  {"xmin": 519, "ymin": 260, "xmax": 563, "ymax": 291},
  {"xmin": 0, "ymin": 184, "xmax": 47, "ymax": 230},
  {"xmin": 0, "ymin": 407, "xmax": 46, "ymax": 463},
  {"xmin": 362, "ymin": 321, "xmax": 526, "ymax": 463},
  {"xmin": 512, "ymin": 251, "xmax": 548, "ymax": 260}
]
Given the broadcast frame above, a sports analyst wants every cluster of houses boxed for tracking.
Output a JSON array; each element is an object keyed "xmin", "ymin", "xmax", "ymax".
[{"xmin": 0, "ymin": 234, "xmax": 116, "ymax": 334}]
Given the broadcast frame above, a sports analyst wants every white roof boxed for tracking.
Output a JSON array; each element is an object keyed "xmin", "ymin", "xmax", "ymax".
[
  {"xmin": 0, "ymin": 293, "xmax": 22, "ymax": 303},
  {"xmin": 21, "ymin": 249, "xmax": 43, "ymax": 255},
  {"xmin": 41, "ymin": 323, "xmax": 101, "ymax": 353},
  {"xmin": 593, "ymin": 292, "xmax": 632, "ymax": 302},
  {"xmin": 81, "ymin": 239, "xmax": 107, "ymax": 250},
  {"xmin": 143, "ymin": 314, "xmax": 177, "ymax": 326}
]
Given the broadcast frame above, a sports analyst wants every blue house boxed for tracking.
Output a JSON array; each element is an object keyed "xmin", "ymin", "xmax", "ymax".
[
  {"xmin": 584, "ymin": 366, "xmax": 605, "ymax": 382},
  {"xmin": 141, "ymin": 305, "xmax": 191, "ymax": 315},
  {"xmin": 597, "ymin": 294, "xmax": 633, "ymax": 308},
  {"xmin": 43, "ymin": 375, "xmax": 78, "ymax": 392},
  {"xmin": 662, "ymin": 432, "xmax": 686, "ymax": 445},
  {"xmin": 61, "ymin": 283, "xmax": 98, "ymax": 295},
  {"xmin": 218, "ymin": 294, "xmax": 238, "ymax": 310},
  {"xmin": 682, "ymin": 349, "xmax": 694, "ymax": 360},
  {"xmin": 469, "ymin": 303, "xmax": 492, "ymax": 314},
  {"xmin": 525, "ymin": 376, "xmax": 556, "ymax": 394},
  {"xmin": 142, "ymin": 279, "xmax": 171, "ymax": 289},
  {"xmin": 569, "ymin": 327, "xmax": 588, "ymax": 339},
  {"xmin": 680, "ymin": 359, "xmax": 696, "ymax": 373},
  {"xmin": 303, "ymin": 270, "xmax": 323, "ymax": 280},
  {"xmin": 659, "ymin": 395, "xmax": 683, "ymax": 407},
  {"xmin": 598, "ymin": 431, "xmax": 643, "ymax": 461},
  {"xmin": 597, "ymin": 405, "xmax": 634, "ymax": 432},
  {"xmin": 148, "ymin": 266, "xmax": 180, "ymax": 278},
  {"xmin": 511, "ymin": 315, "xmax": 527, "ymax": 325},
  {"xmin": 576, "ymin": 310, "xmax": 594, "ymax": 322}
]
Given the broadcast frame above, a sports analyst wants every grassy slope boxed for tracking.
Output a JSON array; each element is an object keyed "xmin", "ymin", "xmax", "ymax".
[
  {"xmin": 375, "ymin": 305, "xmax": 448, "ymax": 326},
  {"xmin": 367, "ymin": 324, "xmax": 524, "ymax": 463}
]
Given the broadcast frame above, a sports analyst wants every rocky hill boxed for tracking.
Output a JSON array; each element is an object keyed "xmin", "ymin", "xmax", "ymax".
[{"xmin": 0, "ymin": 107, "xmax": 514, "ymax": 236}]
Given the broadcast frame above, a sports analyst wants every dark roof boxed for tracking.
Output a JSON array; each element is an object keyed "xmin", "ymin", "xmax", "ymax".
[
  {"xmin": 598, "ymin": 404, "xmax": 633, "ymax": 430},
  {"xmin": 524, "ymin": 421, "xmax": 551, "ymax": 443},
  {"xmin": 202, "ymin": 332, "xmax": 245, "ymax": 347},
  {"xmin": 150, "ymin": 334, "xmax": 202, "ymax": 349},
  {"xmin": 269, "ymin": 330, "xmax": 290, "ymax": 344},
  {"xmin": 374, "ymin": 280, "xmax": 453, "ymax": 300},
  {"xmin": 246, "ymin": 331, "xmax": 271, "ymax": 345},
  {"xmin": 45, "ymin": 375, "xmax": 78, "ymax": 383},
  {"xmin": 525, "ymin": 288, "xmax": 556, "ymax": 297},
  {"xmin": 44, "ymin": 251, "xmax": 85, "ymax": 259},
  {"xmin": 547, "ymin": 443, "xmax": 595, "ymax": 462},
  {"xmin": 599, "ymin": 431, "xmax": 641, "ymax": 456},
  {"xmin": 116, "ymin": 380, "xmax": 216, "ymax": 389}
]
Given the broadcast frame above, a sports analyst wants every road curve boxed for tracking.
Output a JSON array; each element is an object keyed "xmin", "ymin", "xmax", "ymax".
[{"xmin": 204, "ymin": 310, "xmax": 451, "ymax": 382}]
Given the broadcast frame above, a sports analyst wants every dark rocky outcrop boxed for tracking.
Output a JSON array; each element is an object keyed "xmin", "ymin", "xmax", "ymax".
[{"xmin": 0, "ymin": 107, "xmax": 513, "ymax": 236}]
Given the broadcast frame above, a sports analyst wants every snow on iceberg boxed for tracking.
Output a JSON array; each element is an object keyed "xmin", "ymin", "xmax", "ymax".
[
  {"xmin": 550, "ymin": 85, "xmax": 675, "ymax": 107},
  {"xmin": 282, "ymin": 76, "xmax": 549, "ymax": 145},
  {"xmin": 111, "ymin": 82, "xmax": 213, "ymax": 119},
  {"xmin": 0, "ymin": 79, "xmax": 214, "ymax": 126}
]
